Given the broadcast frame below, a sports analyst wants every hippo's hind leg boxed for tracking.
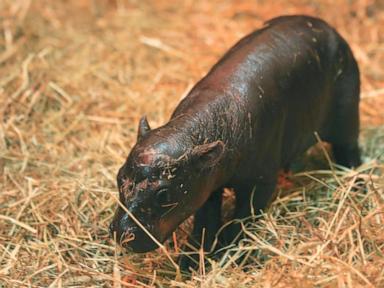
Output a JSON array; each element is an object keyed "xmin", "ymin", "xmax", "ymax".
[
  {"xmin": 332, "ymin": 143, "xmax": 361, "ymax": 168},
  {"xmin": 179, "ymin": 188, "xmax": 223, "ymax": 271},
  {"xmin": 329, "ymin": 56, "xmax": 361, "ymax": 168}
]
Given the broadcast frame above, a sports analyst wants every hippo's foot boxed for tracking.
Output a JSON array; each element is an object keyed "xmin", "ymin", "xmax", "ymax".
[
  {"xmin": 178, "ymin": 243, "xmax": 224, "ymax": 273},
  {"xmin": 178, "ymin": 249, "xmax": 214, "ymax": 273},
  {"xmin": 178, "ymin": 250, "xmax": 200, "ymax": 273}
]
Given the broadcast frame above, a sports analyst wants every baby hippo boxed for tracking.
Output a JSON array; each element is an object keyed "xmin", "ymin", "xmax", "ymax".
[{"xmin": 109, "ymin": 15, "xmax": 361, "ymax": 269}]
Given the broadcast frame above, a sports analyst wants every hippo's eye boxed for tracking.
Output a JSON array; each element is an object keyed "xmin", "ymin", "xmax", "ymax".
[{"xmin": 156, "ymin": 188, "xmax": 171, "ymax": 206}]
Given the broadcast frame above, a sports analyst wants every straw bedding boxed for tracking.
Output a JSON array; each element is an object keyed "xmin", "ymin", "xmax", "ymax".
[{"xmin": 0, "ymin": 0, "xmax": 383, "ymax": 287}]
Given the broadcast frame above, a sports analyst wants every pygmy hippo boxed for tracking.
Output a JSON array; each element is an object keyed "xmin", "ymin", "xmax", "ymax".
[{"xmin": 109, "ymin": 15, "xmax": 361, "ymax": 269}]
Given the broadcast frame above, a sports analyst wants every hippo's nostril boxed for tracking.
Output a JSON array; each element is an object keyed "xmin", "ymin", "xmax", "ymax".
[{"xmin": 121, "ymin": 231, "xmax": 136, "ymax": 246}]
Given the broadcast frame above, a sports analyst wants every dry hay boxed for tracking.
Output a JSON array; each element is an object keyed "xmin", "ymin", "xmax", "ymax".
[{"xmin": 0, "ymin": 0, "xmax": 383, "ymax": 287}]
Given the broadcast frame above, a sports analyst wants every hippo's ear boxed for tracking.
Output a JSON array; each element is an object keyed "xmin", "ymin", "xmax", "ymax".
[
  {"xmin": 137, "ymin": 116, "xmax": 151, "ymax": 141},
  {"xmin": 190, "ymin": 140, "xmax": 225, "ymax": 168}
]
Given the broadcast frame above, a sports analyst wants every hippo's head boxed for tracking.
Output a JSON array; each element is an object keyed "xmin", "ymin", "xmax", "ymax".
[{"xmin": 109, "ymin": 116, "xmax": 224, "ymax": 253}]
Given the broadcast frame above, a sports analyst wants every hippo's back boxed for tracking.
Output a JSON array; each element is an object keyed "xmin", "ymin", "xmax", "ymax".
[{"xmin": 174, "ymin": 16, "xmax": 347, "ymax": 114}]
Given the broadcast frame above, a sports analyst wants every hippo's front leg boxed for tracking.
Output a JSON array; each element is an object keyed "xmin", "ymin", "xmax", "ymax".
[
  {"xmin": 179, "ymin": 188, "xmax": 223, "ymax": 271},
  {"xmin": 223, "ymin": 178, "xmax": 277, "ymax": 245}
]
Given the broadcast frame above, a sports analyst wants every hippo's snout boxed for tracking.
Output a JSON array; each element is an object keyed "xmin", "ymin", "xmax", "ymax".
[{"xmin": 109, "ymin": 208, "xmax": 160, "ymax": 253}]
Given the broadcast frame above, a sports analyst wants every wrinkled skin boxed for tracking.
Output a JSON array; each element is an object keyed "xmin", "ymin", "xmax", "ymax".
[
  {"xmin": 110, "ymin": 15, "xmax": 361, "ymax": 269},
  {"xmin": 110, "ymin": 125, "xmax": 225, "ymax": 252}
]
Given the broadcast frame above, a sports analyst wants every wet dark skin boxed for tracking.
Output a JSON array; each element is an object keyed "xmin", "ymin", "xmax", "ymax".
[{"xmin": 109, "ymin": 15, "xmax": 361, "ymax": 271}]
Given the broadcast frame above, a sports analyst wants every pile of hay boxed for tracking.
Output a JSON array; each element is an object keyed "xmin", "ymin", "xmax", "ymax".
[{"xmin": 1, "ymin": 0, "xmax": 383, "ymax": 286}]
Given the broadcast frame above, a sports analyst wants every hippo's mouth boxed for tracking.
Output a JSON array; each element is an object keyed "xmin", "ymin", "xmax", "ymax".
[
  {"xmin": 110, "ymin": 218, "xmax": 167, "ymax": 253},
  {"xmin": 120, "ymin": 233, "xmax": 160, "ymax": 253},
  {"xmin": 109, "ymin": 203, "xmax": 188, "ymax": 253}
]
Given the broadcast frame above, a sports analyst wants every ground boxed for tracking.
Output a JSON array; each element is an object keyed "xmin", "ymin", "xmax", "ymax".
[{"xmin": 0, "ymin": 0, "xmax": 383, "ymax": 287}]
